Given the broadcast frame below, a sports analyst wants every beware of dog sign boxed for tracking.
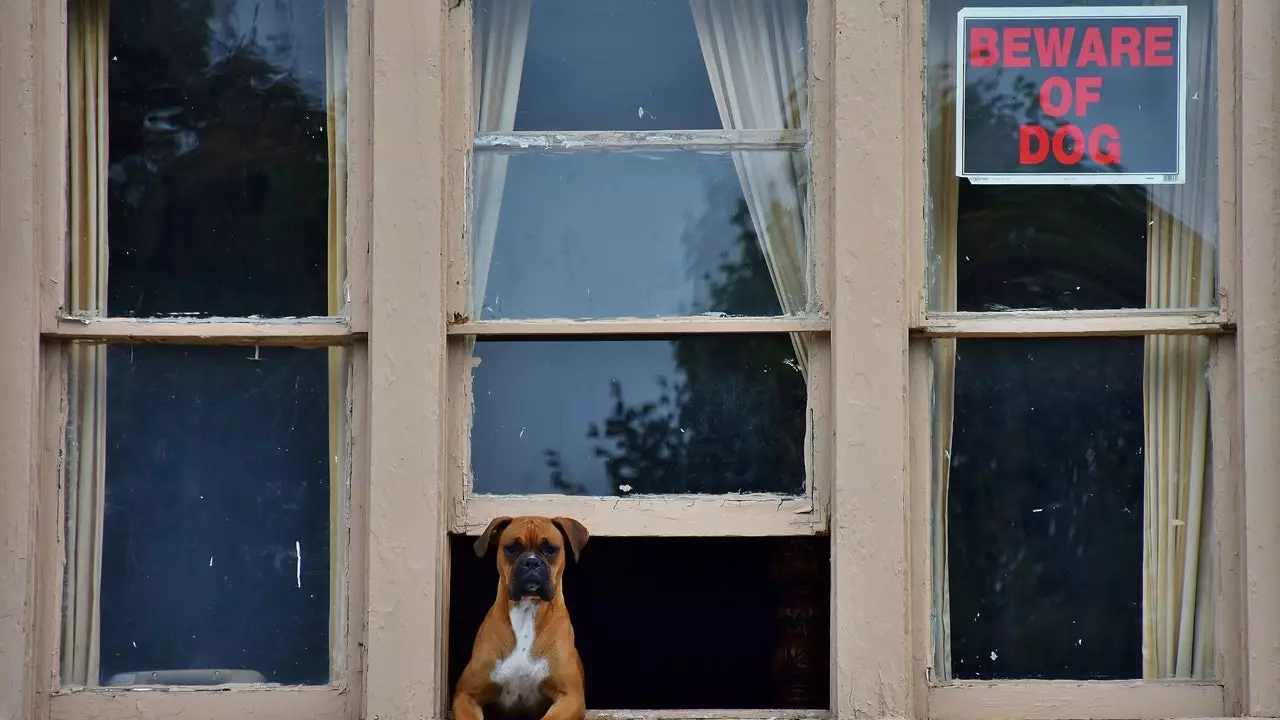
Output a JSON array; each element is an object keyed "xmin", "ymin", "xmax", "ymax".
[{"xmin": 955, "ymin": 5, "xmax": 1188, "ymax": 185}]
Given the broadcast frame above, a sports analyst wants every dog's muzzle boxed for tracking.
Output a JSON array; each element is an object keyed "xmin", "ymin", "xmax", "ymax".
[{"xmin": 510, "ymin": 552, "xmax": 554, "ymax": 601}]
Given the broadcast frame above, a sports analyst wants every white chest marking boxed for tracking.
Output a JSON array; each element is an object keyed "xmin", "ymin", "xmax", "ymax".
[{"xmin": 490, "ymin": 599, "xmax": 550, "ymax": 710}]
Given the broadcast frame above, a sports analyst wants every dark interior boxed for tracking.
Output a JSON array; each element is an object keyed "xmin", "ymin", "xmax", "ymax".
[{"xmin": 447, "ymin": 534, "xmax": 830, "ymax": 713}]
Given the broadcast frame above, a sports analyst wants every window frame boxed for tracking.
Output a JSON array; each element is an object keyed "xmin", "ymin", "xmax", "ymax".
[
  {"xmin": 904, "ymin": 0, "xmax": 1258, "ymax": 718},
  {"xmin": 2, "ymin": 1, "xmax": 1279, "ymax": 720}
]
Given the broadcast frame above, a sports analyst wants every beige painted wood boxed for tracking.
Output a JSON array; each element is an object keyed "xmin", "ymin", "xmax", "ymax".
[
  {"xmin": 50, "ymin": 318, "xmax": 360, "ymax": 346},
  {"xmin": 1216, "ymin": 0, "xmax": 1241, "ymax": 321},
  {"xmin": 455, "ymin": 495, "xmax": 824, "ymax": 537},
  {"xmin": 365, "ymin": 1, "xmax": 449, "ymax": 719},
  {"xmin": 346, "ymin": 0, "xmax": 373, "ymax": 334},
  {"xmin": 916, "ymin": 311, "xmax": 1233, "ymax": 338},
  {"xmin": 49, "ymin": 686, "xmax": 353, "ymax": 720},
  {"xmin": 448, "ymin": 316, "xmax": 828, "ymax": 336},
  {"xmin": 474, "ymin": 129, "xmax": 807, "ymax": 153},
  {"xmin": 37, "ymin": 0, "xmax": 68, "ymax": 330},
  {"xmin": 929, "ymin": 681, "xmax": 1225, "ymax": 720},
  {"xmin": 1239, "ymin": 0, "xmax": 1280, "ymax": 714},
  {"xmin": 908, "ymin": 341, "xmax": 934, "ymax": 716},
  {"xmin": 830, "ymin": 0, "xmax": 913, "ymax": 719},
  {"xmin": 1210, "ymin": 339, "xmax": 1245, "ymax": 715},
  {"xmin": 0, "ymin": 0, "xmax": 43, "ymax": 716},
  {"xmin": 35, "ymin": 346, "xmax": 68, "ymax": 713}
]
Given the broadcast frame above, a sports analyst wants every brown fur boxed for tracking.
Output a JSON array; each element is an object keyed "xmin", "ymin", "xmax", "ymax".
[{"xmin": 453, "ymin": 516, "xmax": 590, "ymax": 720}]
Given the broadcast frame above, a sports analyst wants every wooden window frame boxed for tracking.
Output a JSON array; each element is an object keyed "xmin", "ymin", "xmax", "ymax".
[{"xmin": 3, "ymin": 1, "xmax": 1279, "ymax": 720}]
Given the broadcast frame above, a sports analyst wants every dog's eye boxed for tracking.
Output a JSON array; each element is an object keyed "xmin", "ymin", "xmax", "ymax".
[
  {"xmin": 503, "ymin": 542, "xmax": 522, "ymax": 556},
  {"xmin": 541, "ymin": 543, "xmax": 558, "ymax": 556}
]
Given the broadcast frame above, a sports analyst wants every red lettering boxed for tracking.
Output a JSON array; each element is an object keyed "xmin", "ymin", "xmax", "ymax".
[
  {"xmin": 970, "ymin": 27, "xmax": 998, "ymax": 66},
  {"xmin": 1053, "ymin": 125, "xmax": 1087, "ymax": 164},
  {"xmin": 1003, "ymin": 27, "xmax": 1031, "ymax": 67},
  {"xmin": 1019, "ymin": 125, "xmax": 1050, "ymax": 164},
  {"xmin": 1089, "ymin": 124, "xmax": 1122, "ymax": 165},
  {"xmin": 1039, "ymin": 76, "xmax": 1073, "ymax": 118},
  {"xmin": 1111, "ymin": 26, "xmax": 1141, "ymax": 66},
  {"xmin": 1076, "ymin": 27, "xmax": 1109, "ymax": 67},
  {"xmin": 1033, "ymin": 26, "xmax": 1075, "ymax": 67},
  {"xmin": 1145, "ymin": 25, "xmax": 1175, "ymax": 66},
  {"xmin": 1075, "ymin": 76, "xmax": 1103, "ymax": 116}
]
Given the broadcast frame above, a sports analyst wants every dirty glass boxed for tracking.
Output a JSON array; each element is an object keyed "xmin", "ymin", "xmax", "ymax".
[
  {"xmin": 470, "ymin": 335, "xmax": 807, "ymax": 496},
  {"xmin": 933, "ymin": 336, "xmax": 1214, "ymax": 680},
  {"xmin": 925, "ymin": 0, "xmax": 1218, "ymax": 312},
  {"xmin": 472, "ymin": 0, "xmax": 807, "ymax": 132},
  {"xmin": 473, "ymin": 150, "xmax": 809, "ymax": 320},
  {"xmin": 87, "ymin": 0, "xmax": 346, "ymax": 318},
  {"xmin": 63, "ymin": 345, "xmax": 335, "ymax": 686}
]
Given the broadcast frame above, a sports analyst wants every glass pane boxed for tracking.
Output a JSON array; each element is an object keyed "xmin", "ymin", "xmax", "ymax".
[
  {"xmin": 472, "ymin": 150, "xmax": 810, "ymax": 319},
  {"xmin": 470, "ymin": 335, "xmax": 807, "ymax": 495},
  {"xmin": 925, "ymin": 0, "xmax": 1218, "ymax": 312},
  {"xmin": 473, "ymin": 0, "xmax": 808, "ymax": 132},
  {"xmin": 71, "ymin": 0, "xmax": 347, "ymax": 318},
  {"xmin": 62, "ymin": 345, "xmax": 337, "ymax": 686},
  {"xmin": 931, "ymin": 336, "xmax": 1214, "ymax": 680}
]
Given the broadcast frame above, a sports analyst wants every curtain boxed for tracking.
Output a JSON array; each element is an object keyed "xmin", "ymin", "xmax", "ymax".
[
  {"xmin": 1141, "ymin": 0, "xmax": 1217, "ymax": 680},
  {"xmin": 689, "ymin": 0, "xmax": 811, "ymax": 376},
  {"xmin": 929, "ymin": 0, "xmax": 1217, "ymax": 682},
  {"xmin": 325, "ymin": 0, "xmax": 351, "ymax": 677},
  {"xmin": 471, "ymin": 0, "xmax": 532, "ymax": 317},
  {"xmin": 63, "ymin": 0, "xmax": 111, "ymax": 687}
]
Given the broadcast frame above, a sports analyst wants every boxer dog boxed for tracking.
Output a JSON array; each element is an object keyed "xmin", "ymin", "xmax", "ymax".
[{"xmin": 454, "ymin": 516, "xmax": 590, "ymax": 720}]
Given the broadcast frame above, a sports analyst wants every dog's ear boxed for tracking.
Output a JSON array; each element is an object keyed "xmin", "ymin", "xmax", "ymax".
[
  {"xmin": 552, "ymin": 517, "xmax": 590, "ymax": 562},
  {"xmin": 474, "ymin": 516, "xmax": 513, "ymax": 558}
]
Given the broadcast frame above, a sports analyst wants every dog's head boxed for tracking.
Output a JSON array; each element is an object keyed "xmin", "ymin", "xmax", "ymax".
[{"xmin": 474, "ymin": 516, "xmax": 589, "ymax": 603}]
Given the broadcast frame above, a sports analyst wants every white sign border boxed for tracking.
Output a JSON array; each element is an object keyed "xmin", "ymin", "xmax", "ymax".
[{"xmin": 953, "ymin": 5, "xmax": 1189, "ymax": 186}]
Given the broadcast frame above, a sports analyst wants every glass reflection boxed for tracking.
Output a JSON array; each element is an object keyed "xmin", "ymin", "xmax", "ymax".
[
  {"xmin": 470, "ymin": 336, "xmax": 807, "ymax": 496},
  {"xmin": 475, "ymin": 150, "xmax": 809, "ymax": 320},
  {"xmin": 96, "ymin": 0, "xmax": 345, "ymax": 318},
  {"xmin": 87, "ymin": 345, "xmax": 331, "ymax": 685},
  {"xmin": 474, "ymin": 0, "xmax": 808, "ymax": 132},
  {"xmin": 925, "ymin": 0, "xmax": 1218, "ymax": 311}
]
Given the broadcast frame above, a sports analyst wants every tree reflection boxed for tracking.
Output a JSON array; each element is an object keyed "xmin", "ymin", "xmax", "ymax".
[{"xmin": 544, "ymin": 187, "xmax": 807, "ymax": 496}]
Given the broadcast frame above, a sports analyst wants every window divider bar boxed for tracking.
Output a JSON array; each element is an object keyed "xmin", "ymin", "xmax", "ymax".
[
  {"xmin": 47, "ymin": 317, "xmax": 360, "ymax": 346},
  {"xmin": 448, "ymin": 315, "xmax": 828, "ymax": 337},
  {"xmin": 916, "ymin": 310, "xmax": 1234, "ymax": 338},
  {"xmin": 473, "ymin": 129, "xmax": 808, "ymax": 154}
]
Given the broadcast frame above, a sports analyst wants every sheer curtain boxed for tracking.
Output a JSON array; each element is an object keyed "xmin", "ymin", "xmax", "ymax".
[
  {"xmin": 62, "ymin": 0, "xmax": 351, "ymax": 685},
  {"xmin": 471, "ymin": 1, "xmax": 532, "ymax": 317},
  {"xmin": 928, "ymin": 0, "xmax": 1216, "ymax": 682},
  {"xmin": 689, "ymin": 0, "xmax": 811, "ymax": 375},
  {"xmin": 63, "ymin": 0, "xmax": 111, "ymax": 687}
]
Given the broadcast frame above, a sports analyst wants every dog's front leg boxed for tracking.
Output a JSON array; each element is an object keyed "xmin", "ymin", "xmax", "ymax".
[
  {"xmin": 541, "ymin": 691, "xmax": 586, "ymax": 720},
  {"xmin": 453, "ymin": 690, "xmax": 486, "ymax": 720}
]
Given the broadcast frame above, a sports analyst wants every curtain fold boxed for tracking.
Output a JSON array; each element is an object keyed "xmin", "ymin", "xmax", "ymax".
[
  {"xmin": 325, "ymin": 0, "xmax": 351, "ymax": 678},
  {"xmin": 1141, "ymin": 0, "xmax": 1216, "ymax": 680},
  {"xmin": 689, "ymin": 0, "xmax": 811, "ymax": 376},
  {"xmin": 471, "ymin": 1, "xmax": 532, "ymax": 317},
  {"xmin": 63, "ymin": 0, "xmax": 111, "ymax": 687}
]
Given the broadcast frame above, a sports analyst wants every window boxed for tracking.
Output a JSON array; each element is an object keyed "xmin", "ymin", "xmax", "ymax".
[
  {"xmin": 920, "ymin": 0, "xmax": 1239, "ymax": 715},
  {"xmin": 447, "ymin": 0, "xmax": 829, "ymax": 712},
  {"xmin": 48, "ymin": 0, "xmax": 361, "ymax": 715}
]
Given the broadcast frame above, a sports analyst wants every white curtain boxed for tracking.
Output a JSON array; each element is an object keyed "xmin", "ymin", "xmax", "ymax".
[
  {"xmin": 689, "ymin": 0, "xmax": 811, "ymax": 375},
  {"xmin": 1141, "ymin": 0, "xmax": 1217, "ymax": 681},
  {"xmin": 471, "ymin": 1, "xmax": 532, "ymax": 317}
]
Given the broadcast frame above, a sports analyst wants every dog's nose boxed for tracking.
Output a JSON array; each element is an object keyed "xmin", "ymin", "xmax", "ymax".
[{"xmin": 519, "ymin": 555, "xmax": 543, "ymax": 570}]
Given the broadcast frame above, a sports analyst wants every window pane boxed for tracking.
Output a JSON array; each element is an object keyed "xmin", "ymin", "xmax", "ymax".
[
  {"xmin": 925, "ymin": 0, "xmax": 1217, "ymax": 312},
  {"xmin": 70, "ymin": 0, "xmax": 348, "ymax": 318},
  {"xmin": 62, "ymin": 345, "xmax": 337, "ymax": 686},
  {"xmin": 473, "ymin": 0, "xmax": 807, "ymax": 132},
  {"xmin": 470, "ymin": 335, "xmax": 807, "ymax": 495},
  {"xmin": 472, "ymin": 150, "xmax": 810, "ymax": 319},
  {"xmin": 931, "ymin": 336, "xmax": 1214, "ymax": 680}
]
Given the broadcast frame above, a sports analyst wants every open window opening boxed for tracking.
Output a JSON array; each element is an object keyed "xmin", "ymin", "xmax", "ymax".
[{"xmin": 447, "ymin": 534, "xmax": 831, "ymax": 713}]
